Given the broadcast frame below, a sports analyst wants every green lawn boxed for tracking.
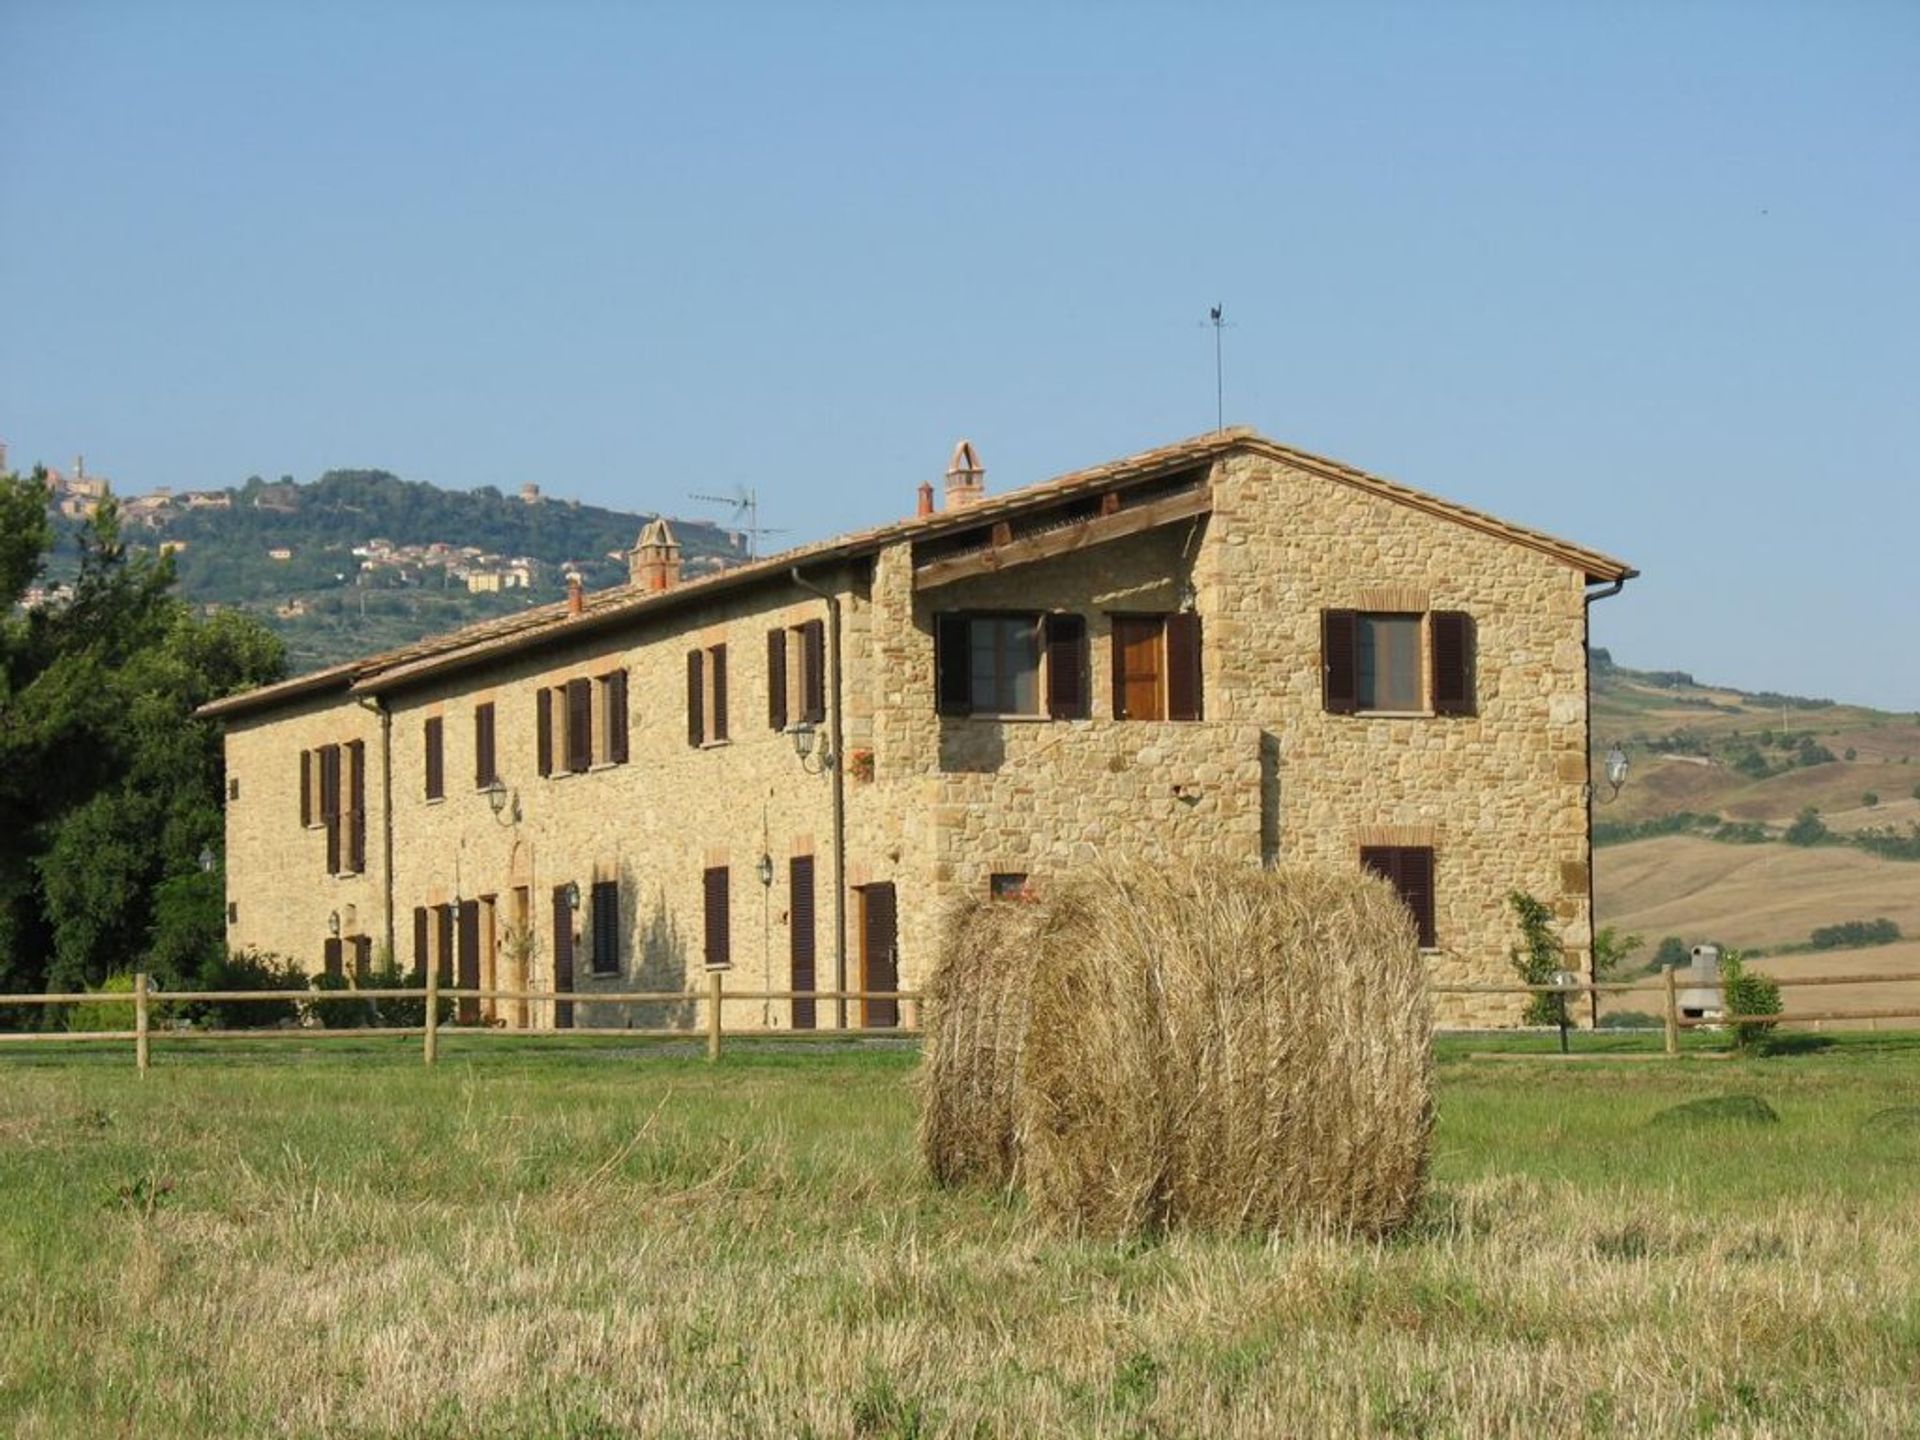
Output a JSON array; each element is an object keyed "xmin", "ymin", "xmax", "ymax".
[{"xmin": 2, "ymin": 1034, "xmax": 1917, "ymax": 1437}]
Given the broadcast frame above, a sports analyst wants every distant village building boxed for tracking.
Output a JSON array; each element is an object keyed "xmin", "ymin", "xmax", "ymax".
[
  {"xmin": 520, "ymin": 483, "xmax": 542, "ymax": 505},
  {"xmin": 201, "ymin": 430, "xmax": 1634, "ymax": 1031},
  {"xmin": 267, "ymin": 547, "xmax": 293, "ymax": 562}
]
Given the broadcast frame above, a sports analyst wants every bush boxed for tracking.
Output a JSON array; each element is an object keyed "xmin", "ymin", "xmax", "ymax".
[
  {"xmin": 1845, "ymin": 747, "xmax": 1858, "ymax": 761},
  {"xmin": 1508, "ymin": 891, "xmax": 1566, "ymax": 1026},
  {"xmin": 1652, "ymin": 936, "xmax": 1689, "ymax": 971},
  {"xmin": 1808, "ymin": 918, "xmax": 1901, "ymax": 950},
  {"xmin": 1796, "ymin": 741, "xmax": 1837, "ymax": 767},
  {"xmin": 1862, "ymin": 791, "xmax": 1879, "ymax": 808},
  {"xmin": 307, "ymin": 971, "xmax": 377, "ymax": 1029},
  {"xmin": 192, "ymin": 949, "xmax": 306, "ymax": 1029},
  {"xmin": 1785, "ymin": 808, "xmax": 1828, "ymax": 846},
  {"xmin": 67, "ymin": 972, "xmax": 136, "ymax": 1032},
  {"xmin": 1717, "ymin": 950, "xmax": 1782, "ymax": 1050}
]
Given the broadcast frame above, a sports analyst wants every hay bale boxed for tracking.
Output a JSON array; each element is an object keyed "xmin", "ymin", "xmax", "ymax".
[
  {"xmin": 1016, "ymin": 863, "xmax": 1432, "ymax": 1238},
  {"xmin": 917, "ymin": 896, "xmax": 1046, "ymax": 1189}
]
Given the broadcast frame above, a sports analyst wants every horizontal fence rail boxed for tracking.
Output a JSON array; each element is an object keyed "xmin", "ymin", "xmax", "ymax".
[{"xmin": 2, "ymin": 966, "xmax": 1915, "ymax": 1070}]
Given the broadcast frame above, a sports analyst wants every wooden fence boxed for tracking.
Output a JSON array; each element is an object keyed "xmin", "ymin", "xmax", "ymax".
[{"xmin": 4, "ymin": 966, "xmax": 1918, "ymax": 1072}]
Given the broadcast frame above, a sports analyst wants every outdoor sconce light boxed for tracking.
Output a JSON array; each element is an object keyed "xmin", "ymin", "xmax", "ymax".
[
  {"xmin": 791, "ymin": 721, "xmax": 834, "ymax": 774},
  {"xmin": 484, "ymin": 777, "xmax": 521, "ymax": 826},
  {"xmin": 198, "ymin": 845, "xmax": 216, "ymax": 874},
  {"xmin": 564, "ymin": 880, "xmax": 581, "ymax": 912},
  {"xmin": 327, "ymin": 910, "xmax": 341, "ymax": 938},
  {"xmin": 757, "ymin": 853, "xmax": 775, "ymax": 888},
  {"xmin": 1591, "ymin": 742, "xmax": 1630, "ymax": 805}
]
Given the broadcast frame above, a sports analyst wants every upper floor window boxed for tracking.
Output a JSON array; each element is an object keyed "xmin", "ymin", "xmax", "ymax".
[
  {"xmin": 300, "ymin": 741, "xmax": 365, "ymax": 877},
  {"xmin": 424, "ymin": 716, "xmax": 445, "ymax": 799},
  {"xmin": 935, "ymin": 612, "xmax": 1087, "ymax": 719},
  {"xmin": 1322, "ymin": 610, "xmax": 1475, "ymax": 717},
  {"xmin": 688, "ymin": 643, "xmax": 729, "ymax": 746},
  {"xmin": 767, "ymin": 620, "xmax": 826, "ymax": 731},
  {"xmin": 535, "ymin": 671, "xmax": 628, "ymax": 775},
  {"xmin": 474, "ymin": 703, "xmax": 498, "ymax": 789},
  {"xmin": 1110, "ymin": 612, "xmax": 1203, "ymax": 722}
]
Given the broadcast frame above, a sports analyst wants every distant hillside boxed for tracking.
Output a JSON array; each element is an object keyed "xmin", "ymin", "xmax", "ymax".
[{"xmin": 55, "ymin": 469, "xmax": 749, "ymax": 674}]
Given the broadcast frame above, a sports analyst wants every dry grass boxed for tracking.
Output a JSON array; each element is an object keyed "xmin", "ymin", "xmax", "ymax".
[
  {"xmin": 0, "ymin": 1037, "xmax": 1918, "ymax": 1436},
  {"xmin": 929, "ymin": 864, "xmax": 1431, "ymax": 1239}
]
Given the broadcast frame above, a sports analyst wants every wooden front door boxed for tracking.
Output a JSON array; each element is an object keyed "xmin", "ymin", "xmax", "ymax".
[
  {"xmin": 1113, "ymin": 616, "xmax": 1165, "ymax": 720},
  {"xmin": 551, "ymin": 885, "xmax": 575, "ymax": 1030},
  {"xmin": 859, "ymin": 883, "xmax": 899, "ymax": 1029},
  {"xmin": 790, "ymin": 855, "xmax": 817, "ymax": 1030}
]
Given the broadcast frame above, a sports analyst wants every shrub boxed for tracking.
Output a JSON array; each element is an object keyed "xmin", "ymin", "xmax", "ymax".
[
  {"xmin": 1862, "ymin": 791, "xmax": 1879, "ymax": 808},
  {"xmin": 1507, "ymin": 891, "xmax": 1566, "ymax": 1026},
  {"xmin": 67, "ymin": 972, "xmax": 136, "ymax": 1033},
  {"xmin": 1652, "ymin": 935, "xmax": 1689, "ymax": 971},
  {"xmin": 1592, "ymin": 925, "xmax": 1642, "ymax": 982},
  {"xmin": 1795, "ymin": 741, "xmax": 1837, "ymax": 767},
  {"xmin": 1845, "ymin": 747, "xmax": 1858, "ymax": 761},
  {"xmin": 1717, "ymin": 950, "xmax": 1782, "ymax": 1050},
  {"xmin": 1785, "ymin": 808, "xmax": 1828, "ymax": 846},
  {"xmin": 192, "ymin": 949, "xmax": 306, "ymax": 1029},
  {"xmin": 1808, "ymin": 918, "xmax": 1901, "ymax": 950},
  {"xmin": 307, "ymin": 972, "xmax": 377, "ymax": 1029}
]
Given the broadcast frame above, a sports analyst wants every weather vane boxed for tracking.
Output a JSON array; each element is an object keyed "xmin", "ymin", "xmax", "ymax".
[{"xmin": 1203, "ymin": 303, "xmax": 1233, "ymax": 431}]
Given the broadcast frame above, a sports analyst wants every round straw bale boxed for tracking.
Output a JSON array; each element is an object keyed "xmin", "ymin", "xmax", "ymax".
[
  {"xmin": 917, "ymin": 896, "xmax": 1047, "ymax": 1189},
  {"xmin": 1018, "ymin": 862, "xmax": 1432, "ymax": 1238}
]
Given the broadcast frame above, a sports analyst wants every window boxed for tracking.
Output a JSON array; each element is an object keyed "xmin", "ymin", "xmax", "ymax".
[
  {"xmin": 703, "ymin": 866, "xmax": 731, "ymax": 969},
  {"xmin": 989, "ymin": 872, "xmax": 1030, "ymax": 901},
  {"xmin": 228, "ymin": 776, "xmax": 239, "ymax": 801},
  {"xmin": 344, "ymin": 740, "xmax": 366, "ymax": 875},
  {"xmin": 474, "ymin": 703, "xmax": 497, "ymax": 788},
  {"xmin": 227, "ymin": 901, "xmax": 238, "ymax": 924},
  {"xmin": 687, "ymin": 643, "xmax": 729, "ymax": 746},
  {"xmin": 768, "ymin": 621, "xmax": 827, "ymax": 731},
  {"xmin": 424, "ymin": 716, "xmax": 445, "ymax": 800},
  {"xmin": 323, "ymin": 937, "xmax": 343, "ymax": 980},
  {"xmin": 936, "ymin": 612, "xmax": 1090, "ymax": 719},
  {"xmin": 1110, "ymin": 613, "xmax": 1203, "ymax": 722},
  {"xmin": 1361, "ymin": 846, "xmax": 1437, "ymax": 949},
  {"xmin": 351, "ymin": 935, "xmax": 372, "ymax": 983},
  {"xmin": 316, "ymin": 744, "xmax": 342, "ymax": 875},
  {"xmin": 589, "ymin": 880, "xmax": 620, "ymax": 975},
  {"xmin": 598, "ymin": 670, "xmax": 629, "ymax": 764},
  {"xmin": 564, "ymin": 677, "xmax": 593, "ymax": 772},
  {"xmin": 1322, "ymin": 610, "xmax": 1475, "ymax": 716}
]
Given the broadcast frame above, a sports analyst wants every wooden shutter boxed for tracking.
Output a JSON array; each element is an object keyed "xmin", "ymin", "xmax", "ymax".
[
  {"xmin": 457, "ymin": 899, "xmax": 480, "ymax": 1021},
  {"xmin": 703, "ymin": 865, "xmax": 730, "ymax": 969},
  {"xmin": 424, "ymin": 717, "xmax": 444, "ymax": 800},
  {"xmin": 1322, "ymin": 609, "xmax": 1359, "ymax": 714},
  {"xmin": 687, "ymin": 650, "xmax": 704, "ymax": 746},
  {"xmin": 536, "ymin": 688, "xmax": 553, "ymax": 776},
  {"xmin": 347, "ymin": 739, "xmax": 366, "ymax": 874},
  {"xmin": 434, "ymin": 904, "xmax": 455, "ymax": 986},
  {"xmin": 352, "ymin": 935, "xmax": 372, "ymax": 983},
  {"xmin": 1167, "ymin": 612, "xmax": 1203, "ymax": 721},
  {"xmin": 323, "ymin": 937, "xmax": 343, "ymax": 980},
  {"xmin": 1044, "ymin": 613, "xmax": 1088, "ymax": 720},
  {"xmin": 607, "ymin": 670, "xmax": 629, "ymax": 764},
  {"xmin": 767, "ymin": 628, "xmax": 788, "ymax": 730},
  {"xmin": 789, "ymin": 855, "xmax": 816, "ymax": 1030},
  {"xmin": 935, "ymin": 614, "xmax": 972, "ymax": 716},
  {"xmin": 710, "ymin": 645, "xmax": 729, "ymax": 743},
  {"xmin": 321, "ymin": 745, "xmax": 341, "ymax": 875},
  {"xmin": 590, "ymin": 880, "xmax": 620, "ymax": 974},
  {"xmin": 475, "ymin": 703, "xmax": 496, "ymax": 786},
  {"xmin": 1430, "ymin": 611, "xmax": 1476, "ymax": 716},
  {"xmin": 1362, "ymin": 846, "xmax": 1437, "ymax": 949},
  {"xmin": 863, "ymin": 883, "xmax": 899, "ymax": 1028},
  {"xmin": 412, "ymin": 906, "xmax": 429, "ymax": 980},
  {"xmin": 801, "ymin": 619, "xmax": 827, "ymax": 724},
  {"xmin": 299, "ymin": 750, "xmax": 312, "ymax": 828},
  {"xmin": 566, "ymin": 677, "xmax": 592, "ymax": 771},
  {"xmin": 551, "ymin": 886, "xmax": 575, "ymax": 1029}
]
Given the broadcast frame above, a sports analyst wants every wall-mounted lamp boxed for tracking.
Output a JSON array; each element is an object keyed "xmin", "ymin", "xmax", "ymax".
[
  {"xmin": 564, "ymin": 880, "xmax": 581, "ymax": 912},
  {"xmin": 791, "ymin": 721, "xmax": 834, "ymax": 775},
  {"xmin": 757, "ymin": 853, "xmax": 775, "ymax": 888},
  {"xmin": 484, "ymin": 777, "xmax": 521, "ymax": 826},
  {"xmin": 198, "ymin": 845, "xmax": 216, "ymax": 874},
  {"xmin": 1593, "ymin": 742, "xmax": 1630, "ymax": 805},
  {"xmin": 327, "ymin": 909, "xmax": 341, "ymax": 937}
]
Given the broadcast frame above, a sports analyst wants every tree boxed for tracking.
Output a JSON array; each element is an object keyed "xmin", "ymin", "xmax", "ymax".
[
  {"xmin": 1507, "ymin": 891, "xmax": 1566, "ymax": 1026},
  {"xmin": 1592, "ymin": 926, "xmax": 1643, "ymax": 982},
  {"xmin": 1784, "ymin": 808, "xmax": 1828, "ymax": 846},
  {"xmin": 1653, "ymin": 935, "xmax": 1689, "ymax": 971}
]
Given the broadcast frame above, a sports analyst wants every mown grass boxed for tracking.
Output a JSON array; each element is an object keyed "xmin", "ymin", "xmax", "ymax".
[{"xmin": 1, "ymin": 1034, "xmax": 1917, "ymax": 1437}]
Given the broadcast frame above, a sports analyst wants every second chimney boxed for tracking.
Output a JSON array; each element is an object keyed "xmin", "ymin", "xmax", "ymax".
[
  {"xmin": 628, "ymin": 518, "xmax": 683, "ymax": 592},
  {"xmin": 566, "ymin": 572, "xmax": 584, "ymax": 616},
  {"xmin": 944, "ymin": 440, "xmax": 985, "ymax": 511}
]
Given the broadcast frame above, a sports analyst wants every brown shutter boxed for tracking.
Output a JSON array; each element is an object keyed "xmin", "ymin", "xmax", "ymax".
[
  {"xmin": 1362, "ymin": 846, "xmax": 1436, "ymax": 949},
  {"xmin": 321, "ymin": 745, "xmax": 341, "ymax": 875},
  {"xmin": 1044, "ymin": 613, "xmax": 1088, "ymax": 719},
  {"xmin": 457, "ymin": 899, "xmax": 480, "ymax": 1022},
  {"xmin": 434, "ymin": 904, "xmax": 454, "ymax": 986},
  {"xmin": 475, "ymin": 702, "xmax": 496, "ymax": 786},
  {"xmin": 1322, "ymin": 609, "xmax": 1359, "ymax": 714},
  {"xmin": 424, "ymin": 717, "xmax": 444, "ymax": 800},
  {"xmin": 710, "ymin": 645, "xmax": 729, "ymax": 743},
  {"xmin": 299, "ymin": 750, "xmax": 312, "ymax": 828},
  {"xmin": 352, "ymin": 935, "xmax": 372, "ymax": 983},
  {"xmin": 1431, "ymin": 611, "xmax": 1476, "ymax": 717},
  {"xmin": 608, "ymin": 670, "xmax": 629, "ymax": 764},
  {"xmin": 767, "ymin": 628, "xmax": 788, "ymax": 731},
  {"xmin": 536, "ymin": 688, "xmax": 553, "ymax": 776},
  {"xmin": 1167, "ymin": 612, "xmax": 1203, "ymax": 721},
  {"xmin": 789, "ymin": 855, "xmax": 816, "ymax": 1030},
  {"xmin": 703, "ymin": 865, "xmax": 730, "ymax": 969},
  {"xmin": 934, "ymin": 613, "xmax": 972, "ymax": 716},
  {"xmin": 347, "ymin": 739, "xmax": 367, "ymax": 874},
  {"xmin": 801, "ymin": 619, "xmax": 826, "ymax": 724},
  {"xmin": 551, "ymin": 885, "xmax": 575, "ymax": 1029},
  {"xmin": 566, "ymin": 677, "xmax": 592, "ymax": 772},
  {"xmin": 412, "ymin": 906, "xmax": 429, "ymax": 979},
  {"xmin": 1109, "ymin": 623, "xmax": 1128, "ymax": 720},
  {"xmin": 323, "ymin": 937, "xmax": 343, "ymax": 980},
  {"xmin": 590, "ymin": 880, "xmax": 620, "ymax": 974},
  {"xmin": 687, "ymin": 650, "xmax": 704, "ymax": 746}
]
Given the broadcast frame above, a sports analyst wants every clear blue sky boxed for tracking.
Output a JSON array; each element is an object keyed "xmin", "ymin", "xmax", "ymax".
[{"xmin": 3, "ymin": 2, "xmax": 1915, "ymax": 708}]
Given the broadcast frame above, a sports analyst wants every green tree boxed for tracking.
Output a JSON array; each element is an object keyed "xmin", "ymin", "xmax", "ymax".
[
  {"xmin": 1784, "ymin": 808, "xmax": 1828, "ymax": 846},
  {"xmin": 1592, "ymin": 926, "xmax": 1643, "ymax": 982},
  {"xmin": 1653, "ymin": 935, "xmax": 1689, "ymax": 971},
  {"xmin": 1507, "ymin": 891, "xmax": 1566, "ymax": 1026}
]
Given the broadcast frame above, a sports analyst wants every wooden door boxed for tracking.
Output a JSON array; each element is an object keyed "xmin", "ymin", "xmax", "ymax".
[
  {"xmin": 551, "ymin": 885, "xmax": 575, "ymax": 1030},
  {"xmin": 1113, "ymin": 617, "xmax": 1165, "ymax": 720},
  {"xmin": 859, "ymin": 883, "xmax": 899, "ymax": 1029},
  {"xmin": 509, "ymin": 887, "xmax": 530, "ymax": 1029},
  {"xmin": 790, "ymin": 856, "xmax": 816, "ymax": 1030}
]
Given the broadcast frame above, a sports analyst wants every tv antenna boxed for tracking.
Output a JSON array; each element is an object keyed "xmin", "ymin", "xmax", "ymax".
[
  {"xmin": 1201, "ymin": 303, "xmax": 1234, "ymax": 431},
  {"xmin": 688, "ymin": 485, "xmax": 789, "ymax": 562}
]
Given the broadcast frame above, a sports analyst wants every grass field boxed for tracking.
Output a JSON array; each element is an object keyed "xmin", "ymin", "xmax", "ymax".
[{"xmin": 3, "ymin": 1037, "xmax": 1918, "ymax": 1437}]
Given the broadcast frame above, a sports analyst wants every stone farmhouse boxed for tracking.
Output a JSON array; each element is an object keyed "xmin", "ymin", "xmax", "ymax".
[{"xmin": 200, "ymin": 429, "xmax": 1634, "ymax": 1029}]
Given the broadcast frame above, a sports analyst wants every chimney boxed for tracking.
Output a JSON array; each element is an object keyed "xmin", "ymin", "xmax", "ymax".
[
  {"xmin": 566, "ymin": 572, "xmax": 584, "ymax": 616},
  {"xmin": 916, "ymin": 480, "xmax": 934, "ymax": 518},
  {"xmin": 944, "ymin": 440, "xmax": 985, "ymax": 511},
  {"xmin": 628, "ymin": 518, "xmax": 683, "ymax": 593}
]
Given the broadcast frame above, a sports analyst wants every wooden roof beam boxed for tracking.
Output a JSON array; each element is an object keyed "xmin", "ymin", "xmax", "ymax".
[{"xmin": 913, "ymin": 485, "xmax": 1211, "ymax": 591}]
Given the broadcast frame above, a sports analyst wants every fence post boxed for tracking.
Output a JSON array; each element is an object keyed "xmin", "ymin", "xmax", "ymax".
[
  {"xmin": 706, "ymin": 971, "xmax": 723, "ymax": 1063},
  {"xmin": 134, "ymin": 971, "xmax": 150, "ymax": 1076},
  {"xmin": 424, "ymin": 967, "xmax": 440, "ymax": 1067},
  {"xmin": 1663, "ymin": 964, "xmax": 1679, "ymax": 1056}
]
